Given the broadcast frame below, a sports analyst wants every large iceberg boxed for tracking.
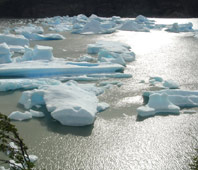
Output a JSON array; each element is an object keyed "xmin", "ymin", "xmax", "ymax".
[
  {"xmin": 0, "ymin": 43, "xmax": 12, "ymax": 64},
  {"xmin": 137, "ymin": 93, "xmax": 180, "ymax": 118},
  {"xmin": 0, "ymin": 34, "xmax": 29, "ymax": 46},
  {"xmin": 19, "ymin": 81, "xmax": 99, "ymax": 126},
  {"xmin": 0, "ymin": 59, "xmax": 124, "ymax": 78}
]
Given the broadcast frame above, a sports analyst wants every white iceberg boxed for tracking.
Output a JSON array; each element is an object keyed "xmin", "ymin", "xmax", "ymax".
[
  {"xmin": 0, "ymin": 60, "xmax": 124, "ymax": 78},
  {"xmin": 0, "ymin": 78, "xmax": 61, "ymax": 91},
  {"xmin": 97, "ymin": 102, "xmax": 110, "ymax": 112},
  {"xmin": 137, "ymin": 93, "xmax": 180, "ymax": 118},
  {"xmin": 163, "ymin": 80, "xmax": 179, "ymax": 89},
  {"xmin": 14, "ymin": 24, "xmax": 44, "ymax": 34},
  {"xmin": 119, "ymin": 20, "xmax": 150, "ymax": 32},
  {"xmin": 143, "ymin": 89, "xmax": 198, "ymax": 108},
  {"xmin": 22, "ymin": 32, "xmax": 65, "ymax": 41},
  {"xmin": 0, "ymin": 43, "xmax": 12, "ymax": 64},
  {"xmin": 8, "ymin": 111, "xmax": 32, "ymax": 121},
  {"xmin": 19, "ymin": 81, "xmax": 99, "ymax": 126},
  {"xmin": 0, "ymin": 34, "xmax": 29, "ymax": 46},
  {"xmin": 166, "ymin": 22, "xmax": 194, "ymax": 33},
  {"xmin": 29, "ymin": 109, "xmax": 45, "ymax": 117},
  {"xmin": 20, "ymin": 45, "xmax": 54, "ymax": 61}
]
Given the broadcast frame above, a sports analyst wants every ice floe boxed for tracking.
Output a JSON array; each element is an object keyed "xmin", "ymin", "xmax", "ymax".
[
  {"xmin": 19, "ymin": 81, "xmax": 100, "ymax": 126},
  {"xmin": 0, "ymin": 34, "xmax": 29, "ymax": 46},
  {"xmin": 143, "ymin": 89, "xmax": 198, "ymax": 108},
  {"xmin": 0, "ymin": 43, "xmax": 12, "ymax": 64},
  {"xmin": 19, "ymin": 45, "xmax": 54, "ymax": 61},
  {"xmin": 0, "ymin": 78, "xmax": 60, "ymax": 91},
  {"xmin": 22, "ymin": 32, "xmax": 65, "ymax": 40},
  {"xmin": 8, "ymin": 111, "xmax": 32, "ymax": 121},
  {"xmin": 14, "ymin": 24, "xmax": 44, "ymax": 34},
  {"xmin": 97, "ymin": 102, "xmax": 110, "ymax": 112},
  {"xmin": 165, "ymin": 22, "xmax": 194, "ymax": 33},
  {"xmin": 137, "ymin": 93, "xmax": 180, "ymax": 118}
]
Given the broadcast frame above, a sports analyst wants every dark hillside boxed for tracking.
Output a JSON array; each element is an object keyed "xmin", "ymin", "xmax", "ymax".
[{"xmin": 0, "ymin": 0, "xmax": 198, "ymax": 18}]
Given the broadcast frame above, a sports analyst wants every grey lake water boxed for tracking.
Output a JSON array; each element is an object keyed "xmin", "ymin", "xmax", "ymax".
[{"xmin": 0, "ymin": 18, "xmax": 198, "ymax": 170}]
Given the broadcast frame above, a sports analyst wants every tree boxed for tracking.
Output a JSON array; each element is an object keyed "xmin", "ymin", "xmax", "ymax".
[{"xmin": 0, "ymin": 113, "xmax": 35, "ymax": 170}]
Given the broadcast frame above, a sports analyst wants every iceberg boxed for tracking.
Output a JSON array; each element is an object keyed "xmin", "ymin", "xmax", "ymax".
[
  {"xmin": 8, "ymin": 111, "xmax": 32, "ymax": 121},
  {"xmin": 22, "ymin": 32, "xmax": 65, "ymax": 40},
  {"xmin": 20, "ymin": 45, "xmax": 54, "ymax": 61},
  {"xmin": 97, "ymin": 102, "xmax": 110, "ymax": 112},
  {"xmin": 19, "ymin": 81, "xmax": 99, "ymax": 126},
  {"xmin": 166, "ymin": 22, "xmax": 194, "ymax": 33},
  {"xmin": 143, "ymin": 89, "xmax": 198, "ymax": 108},
  {"xmin": 163, "ymin": 80, "xmax": 179, "ymax": 89},
  {"xmin": 0, "ymin": 34, "xmax": 29, "ymax": 46},
  {"xmin": 0, "ymin": 43, "xmax": 12, "ymax": 64},
  {"xmin": 0, "ymin": 78, "xmax": 61, "ymax": 91},
  {"xmin": 14, "ymin": 24, "xmax": 44, "ymax": 34},
  {"xmin": 0, "ymin": 59, "xmax": 124, "ymax": 78},
  {"xmin": 137, "ymin": 93, "xmax": 180, "ymax": 118},
  {"xmin": 119, "ymin": 20, "xmax": 150, "ymax": 32},
  {"xmin": 29, "ymin": 109, "xmax": 45, "ymax": 117}
]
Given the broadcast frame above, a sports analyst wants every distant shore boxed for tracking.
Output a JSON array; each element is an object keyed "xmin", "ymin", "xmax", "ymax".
[{"xmin": 0, "ymin": 0, "xmax": 198, "ymax": 18}]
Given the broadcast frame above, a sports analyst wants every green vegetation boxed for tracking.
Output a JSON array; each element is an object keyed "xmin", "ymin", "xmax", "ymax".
[
  {"xmin": 0, "ymin": 113, "xmax": 35, "ymax": 170},
  {"xmin": 190, "ymin": 149, "xmax": 198, "ymax": 170}
]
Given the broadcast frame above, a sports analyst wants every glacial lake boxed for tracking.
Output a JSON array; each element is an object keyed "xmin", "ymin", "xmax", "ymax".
[{"xmin": 0, "ymin": 18, "xmax": 198, "ymax": 170}]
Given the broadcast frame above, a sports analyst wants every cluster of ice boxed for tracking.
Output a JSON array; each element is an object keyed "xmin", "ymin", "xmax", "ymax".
[
  {"xmin": 137, "ymin": 93, "xmax": 180, "ymax": 118},
  {"xmin": 19, "ymin": 81, "xmax": 104, "ymax": 126},
  {"xmin": 18, "ymin": 45, "xmax": 54, "ymax": 61},
  {"xmin": 87, "ymin": 41, "xmax": 135, "ymax": 66},
  {"xmin": 0, "ymin": 34, "xmax": 29, "ymax": 46},
  {"xmin": 0, "ymin": 78, "xmax": 60, "ymax": 91},
  {"xmin": 0, "ymin": 43, "xmax": 12, "ymax": 64},
  {"xmin": 165, "ymin": 22, "xmax": 194, "ymax": 33}
]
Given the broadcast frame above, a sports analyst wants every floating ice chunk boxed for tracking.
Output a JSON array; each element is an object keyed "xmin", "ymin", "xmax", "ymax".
[
  {"xmin": 22, "ymin": 32, "xmax": 65, "ymax": 40},
  {"xmin": 0, "ymin": 34, "xmax": 29, "ymax": 46},
  {"xmin": 166, "ymin": 22, "xmax": 194, "ymax": 33},
  {"xmin": 87, "ymin": 40, "xmax": 131, "ymax": 54},
  {"xmin": 150, "ymin": 76, "xmax": 163, "ymax": 82},
  {"xmin": 9, "ymin": 45, "xmax": 25, "ymax": 53},
  {"xmin": 14, "ymin": 24, "xmax": 44, "ymax": 34},
  {"xmin": 29, "ymin": 109, "xmax": 45, "ymax": 117},
  {"xmin": 135, "ymin": 15, "xmax": 154, "ymax": 23},
  {"xmin": 119, "ymin": 20, "xmax": 150, "ymax": 32},
  {"xmin": 97, "ymin": 102, "xmax": 110, "ymax": 112},
  {"xmin": 183, "ymin": 109, "xmax": 196, "ymax": 114},
  {"xmin": 143, "ymin": 89, "xmax": 198, "ymax": 108},
  {"xmin": 163, "ymin": 80, "xmax": 179, "ymax": 89},
  {"xmin": 77, "ymin": 82, "xmax": 104, "ymax": 96},
  {"xmin": 0, "ymin": 43, "xmax": 12, "ymax": 64},
  {"xmin": 8, "ymin": 111, "xmax": 32, "ymax": 121},
  {"xmin": 19, "ymin": 89, "xmax": 45, "ymax": 109},
  {"xmin": 0, "ymin": 78, "xmax": 61, "ymax": 91},
  {"xmin": 0, "ymin": 60, "xmax": 124, "ymax": 78},
  {"xmin": 21, "ymin": 45, "xmax": 54, "ymax": 61},
  {"xmin": 44, "ymin": 83, "xmax": 98, "ymax": 126},
  {"xmin": 29, "ymin": 155, "xmax": 38, "ymax": 163},
  {"xmin": 98, "ymin": 50, "xmax": 126, "ymax": 66},
  {"xmin": 137, "ymin": 93, "xmax": 180, "ymax": 118},
  {"xmin": 76, "ymin": 55, "xmax": 96, "ymax": 62}
]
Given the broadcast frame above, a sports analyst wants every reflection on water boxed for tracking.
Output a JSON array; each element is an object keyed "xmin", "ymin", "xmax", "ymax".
[{"xmin": 0, "ymin": 18, "xmax": 198, "ymax": 169}]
